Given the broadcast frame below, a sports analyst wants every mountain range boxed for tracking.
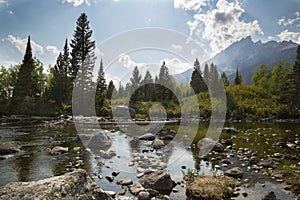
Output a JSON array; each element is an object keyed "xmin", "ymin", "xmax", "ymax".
[{"xmin": 173, "ymin": 36, "xmax": 298, "ymax": 84}]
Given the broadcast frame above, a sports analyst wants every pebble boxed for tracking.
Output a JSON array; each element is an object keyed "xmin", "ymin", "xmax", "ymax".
[
  {"xmin": 105, "ymin": 176, "xmax": 114, "ymax": 182},
  {"xmin": 112, "ymin": 171, "xmax": 120, "ymax": 177},
  {"xmin": 172, "ymin": 188, "xmax": 179, "ymax": 193},
  {"xmin": 242, "ymin": 192, "xmax": 248, "ymax": 197},
  {"xmin": 137, "ymin": 191, "xmax": 150, "ymax": 200},
  {"xmin": 105, "ymin": 190, "xmax": 116, "ymax": 198},
  {"xmin": 214, "ymin": 165, "xmax": 221, "ymax": 169},
  {"xmin": 118, "ymin": 188, "xmax": 127, "ymax": 195}
]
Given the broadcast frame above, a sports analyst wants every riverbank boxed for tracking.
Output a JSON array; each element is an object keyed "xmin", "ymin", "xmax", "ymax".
[{"xmin": 1, "ymin": 115, "xmax": 300, "ymax": 127}]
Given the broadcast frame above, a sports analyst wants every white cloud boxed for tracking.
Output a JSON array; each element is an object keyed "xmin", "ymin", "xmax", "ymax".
[
  {"xmin": 0, "ymin": 0, "xmax": 7, "ymax": 4},
  {"xmin": 46, "ymin": 45, "xmax": 60, "ymax": 56},
  {"xmin": 106, "ymin": 74, "xmax": 120, "ymax": 87},
  {"xmin": 169, "ymin": 44, "xmax": 183, "ymax": 53},
  {"xmin": 6, "ymin": 35, "xmax": 44, "ymax": 55},
  {"xmin": 118, "ymin": 54, "xmax": 146, "ymax": 69},
  {"xmin": 277, "ymin": 29, "xmax": 300, "ymax": 44},
  {"xmin": 278, "ymin": 12, "xmax": 300, "ymax": 27},
  {"xmin": 180, "ymin": 0, "xmax": 263, "ymax": 54},
  {"xmin": 62, "ymin": 0, "xmax": 90, "ymax": 7},
  {"xmin": 174, "ymin": 0, "xmax": 210, "ymax": 11},
  {"xmin": 163, "ymin": 58, "xmax": 191, "ymax": 73},
  {"xmin": 8, "ymin": 10, "xmax": 13, "ymax": 14}
]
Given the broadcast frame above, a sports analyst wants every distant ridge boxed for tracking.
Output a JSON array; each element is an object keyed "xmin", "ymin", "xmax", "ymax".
[{"xmin": 173, "ymin": 36, "xmax": 298, "ymax": 84}]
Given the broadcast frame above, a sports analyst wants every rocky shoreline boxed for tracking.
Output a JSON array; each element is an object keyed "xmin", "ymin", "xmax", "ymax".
[{"xmin": 0, "ymin": 120, "xmax": 299, "ymax": 199}]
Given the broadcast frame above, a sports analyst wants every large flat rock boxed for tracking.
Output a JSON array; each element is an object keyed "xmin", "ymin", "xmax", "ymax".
[{"xmin": 0, "ymin": 169, "xmax": 113, "ymax": 200}]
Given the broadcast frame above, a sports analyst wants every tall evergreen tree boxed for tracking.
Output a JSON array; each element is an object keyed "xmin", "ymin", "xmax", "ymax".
[
  {"xmin": 190, "ymin": 58, "xmax": 208, "ymax": 94},
  {"xmin": 291, "ymin": 45, "xmax": 300, "ymax": 113},
  {"xmin": 117, "ymin": 82, "xmax": 124, "ymax": 98},
  {"xmin": 106, "ymin": 80, "xmax": 115, "ymax": 100},
  {"xmin": 70, "ymin": 13, "xmax": 96, "ymax": 83},
  {"xmin": 10, "ymin": 36, "xmax": 36, "ymax": 114},
  {"xmin": 70, "ymin": 13, "xmax": 96, "ymax": 115},
  {"xmin": 142, "ymin": 70, "xmax": 154, "ymax": 101},
  {"xmin": 130, "ymin": 66, "xmax": 142, "ymax": 92},
  {"xmin": 157, "ymin": 61, "xmax": 172, "ymax": 100},
  {"xmin": 49, "ymin": 39, "xmax": 71, "ymax": 106},
  {"xmin": 129, "ymin": 66, "xmax": 142, "ymax": 101},
  {"xmin": 95, "ymin": 59, "xmax": 107, "ymax": 114},
  {"xmin": 203, "ymin": 63, "xmax": 209, "ymax": 84},
  {"xmin": 234, "ymin": 68, "xmax": 243, "ymax": 85},
  {"xmin": 221, "ymin": 72, "xmax": 230, "ymax": 86}
]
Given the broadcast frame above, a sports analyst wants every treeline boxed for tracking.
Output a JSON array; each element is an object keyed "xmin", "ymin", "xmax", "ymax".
[{"xmin": 0, "ymin": 12, "xmax": 300, "ymax": 119}]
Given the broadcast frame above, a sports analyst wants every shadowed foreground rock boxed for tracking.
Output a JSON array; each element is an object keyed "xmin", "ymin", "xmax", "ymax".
[
  {"xmin": 139, "ymin": 170, "xmax": 175, "ymax": 192},
  {"xmin": 0, "ymin": 141, "xmax": 22, "ymax": 155},
  {"xmin": 0, "ymin": 169, "xmax": 113, "ymax": 200},
  {"xmin": 186, "ymin": 175, "xmax": 240, "ymax": 200}
]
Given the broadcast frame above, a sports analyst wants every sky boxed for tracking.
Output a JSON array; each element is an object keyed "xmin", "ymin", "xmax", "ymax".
[{"xmin": 0, "ymin": 0, "xmax": 300, "ymax": 83}]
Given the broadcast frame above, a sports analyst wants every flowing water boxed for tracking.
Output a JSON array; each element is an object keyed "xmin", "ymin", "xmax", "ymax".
[{"xmin": 0, "ymin": 122, "xmax": 299, "ymax": 199}]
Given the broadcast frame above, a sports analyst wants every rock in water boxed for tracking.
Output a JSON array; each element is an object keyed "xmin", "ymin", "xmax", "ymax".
[
  {"xmin": 139, "ymin": 170, "xmax": 174, "ymax": 192},
  {"xmin": 48, "ymin": 146, "xmax": 68, "ymax": 155},
  {"xmin": 197, "ymin": 137, "xmax": 224, "ymax": 153},
  {"xmin": 139, "ymin": 133, "xmax": 156, "ymax": 141},
  {"xmin": 0, "ymin": 141, "xmax": 22, "ymax": 155},
  {"xmin": 224, "ymin": 167, "xmax": 243, "ymax": 179},
  {"xmin": 152, "ymin": 139, "xmax": 165, "ymax": 149},
  {"xmin": 0, "ymin": 169, "xmax": 113, "ymax": 200}
]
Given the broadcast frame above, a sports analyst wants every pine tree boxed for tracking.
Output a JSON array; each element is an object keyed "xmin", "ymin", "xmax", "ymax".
[
  {"xmin": 96, "ymin": 59, "xmax": 106, "ymax": 94},
  {"xmin": 10, "ymin": 36, "xmax": 36, "ymax": 114},
  {"xmin": 70, "ymin": 13, "xmax": 95, "ymax": 94},
  {"xmin": 143, "ymin": 70, "xmax": 154, "ymax": 101},
  {"xmin": 221, "ymin": 72, "xmax": 230, "ymax": 86},
  {"xmin": 130, "ymin": 66, "xmax": 142, "ymax": 92},
  {"xmin": 70, "ymin": 13, "xmax": 96, "ymax": 115},
  {"xmin": 117, "ymin": 82, "xmax": 125, "ymax": 98},
  {"xmin": 291, "ymin": 45, "xmax": 300, "ymax": 113},
  {"xmin": 203, "ymin": 63, "xmax": 209, "ymax": 85},
  {"xmin": 234, "ymin": 68, "xmax": 243, "ymax": 85},
  {"xmin": 106, "ymin": 80, "xmax": 115, "ymax": 99},
  {"xmin": 95, "ymin": 59, "xmax": 107, "ymax": 114},
  {"xmin": 49, "ymin": 39, "xmax": 71, "ymax": 106},
  {"xmin": 157, "ymin": 61, "xmax": 173, "ymax": 100},
  {"xmin": 190, "ymin": 58, "xmax": 208, "ymax": 94}
]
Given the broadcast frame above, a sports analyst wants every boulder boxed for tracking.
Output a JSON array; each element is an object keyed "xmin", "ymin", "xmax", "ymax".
[
  {"xmin": 99, "ymin": 150, "xmax": 116, "ymax": 159},
  {"xmin": 0, "ymin": 141, "xmax": 22, "ymax": 155},
  {"xmin": 152, "ymin": 139, "xmax": 165, "ymax": 149},
  {"xmin": 139, "ymin": 170, "xmax": 174, "ymax": 192},
  {"xmin": 0, "ymin": 169, "xmax": 113, "ymax": 200},
  {"xmin": 197, "ymin": 138, "xmax": 224, "ymax": 153},
  {"xmin": 129, "ymin": 182, "xmax": 145, "ymax": 195},
  {"xmin": 117, "ymin": 179, "xmax": 133, "ymax": 186},
  {"xmin": 48, "ymin": 146, "xmax": 68, "ymax": 155},
  {"xmin": 139, "ymin": 133, "xmax": 156, "ymax": 141},
  {"xmin": 224, "ymin": 167, "xmax": 243, "ymax": 179},
  {"xmin": 138, "ymin": 191, "xmax": 150, "ymax": 200}
]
